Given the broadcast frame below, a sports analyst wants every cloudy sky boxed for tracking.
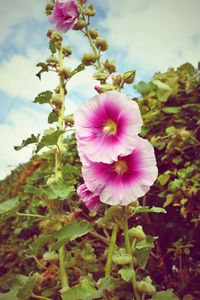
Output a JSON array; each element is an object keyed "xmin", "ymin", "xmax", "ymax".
[{"xmin": 0, "ymin": 0, "xmax": 199, "ymax": 179}]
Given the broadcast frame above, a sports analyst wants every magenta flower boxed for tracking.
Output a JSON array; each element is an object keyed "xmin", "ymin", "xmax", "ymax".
[
  {"xmin": 81, "ymin": 137, "xmax": 158, "ymax": 206},
  {"xmin": 74, "ymin": 91, "xmax": 143, "ymax": 163},
  {"xmin": 49, "ymin": 0, "xmax": 79, "ymax": 33},
  {"xmin": 77, "ymin": 183, "xmax": 100, "ymax": 210}
]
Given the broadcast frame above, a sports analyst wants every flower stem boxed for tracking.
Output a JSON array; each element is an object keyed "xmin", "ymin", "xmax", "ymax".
[
  {"xmin": 105, "ymin": 222, "xmax": 118, "ymax": 276},
  {"xmin": 82, "ymin": 14, "xmax": 102, "ymax": 69},
  {"xmin": 16, "ymin": 212, "xmax": 45, "ymax": 218},
  {"xmin": 32, "ymin": 293, "xmax": 51, "ymax": 300},
  {"xmin": 59, "ymin": 245, "xmax": 69, "ymax": 292},
  {"xmin": 124, "ymin": 208, "xmax": 140, "ymax": 300}
]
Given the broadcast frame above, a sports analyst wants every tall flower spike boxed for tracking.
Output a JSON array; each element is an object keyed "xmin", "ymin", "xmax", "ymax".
[
  {"xmin": 81, "ymin": 137, "xmax": 158, "ymax": 206},
  {"xmin": 74, "ymin": 91, "xmax": 143, "ymax": 163},
  {"xmin": 49, "ymin": 0, "xmax": 79, "ymax": 33}
]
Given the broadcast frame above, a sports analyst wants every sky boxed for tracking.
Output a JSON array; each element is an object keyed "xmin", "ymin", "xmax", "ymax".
[{"xmin": 0, "ymin": 0, "xmax": 199, "ymax": 180}]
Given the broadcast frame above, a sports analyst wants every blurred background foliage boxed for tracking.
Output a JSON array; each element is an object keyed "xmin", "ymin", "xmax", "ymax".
[{"xmin": 0, "ymin": 62, "xmax": 199, "ymax": 299}]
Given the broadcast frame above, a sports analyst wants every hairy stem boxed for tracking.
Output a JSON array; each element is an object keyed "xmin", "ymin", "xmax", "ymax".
[
  {"xmin": 105, "ymin": 222, "xmax": 118, "ymax": 276},
  {"xmin": 16, "ymin": 212, "xmax": 45, "ymax": 218},
  {"xmin": 124, "ymin": 207, "xmax": 140, "ymax": 300},
  {"xmin": 59, "ymin": 245, "xmax": 69, "ymax": 292}
]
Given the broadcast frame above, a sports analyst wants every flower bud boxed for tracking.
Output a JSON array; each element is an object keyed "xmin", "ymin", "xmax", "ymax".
[
  {"xmin": 47, "ymin": 28, "xmax": 56, "ymax": 39},
  {"xmin": 104, "ymin": 59, "xmax": 116, "ymax": 74},
  {"xmin": 82, "ymin": 53, "xmax": 97, "ymax": 66},
  {"xmin": 51, "ymin": 31, "xmax": 63, "ymax": 43},
  {"xmin": 112, "ymin": 250, "xmax": 132, "ymax": 265},
  {"xmin": 78, "ymin": 0, "xmax": 87, "ymax": 4},
  {"xmin": 137, "ymin": 280, "xmax": 156, "ymax": 296},
  {"xmin": 73, "ymin": 18, "xmax": 87, "ymax": 30},
  {"xmin": 82, "ymin": 8, "xmax": 96, "ymax": 16},
  {"xmin": 62, "ymin": 45, "xmax": 72, "ymax": 57},
  {"xmin": 64, "ymin": 114, "xmax": 74, "ymax": 126},
  {"xmin": 94, "ymin": 72, "xmax": 108, "ymax": 81},
  {"xmin": 95, "ymin": 84, "xmax": 115, "ymax": 94},
  {"xmin": 46, "ymin": 55, "xmax": 58, "ymax": 67},
  {"xmin": 59, "ymin": 68, "xmax": 72, "ymax": 80},
  {"xmin": 95, "ymin": 37, "xmax": 108, "ymax": 51},
  {"xmin": 122, "ymin": 70, "xmax": 136, "ymax": 84},
  {"xmin": 50, "ymin": 94, "xmax": 62, "ymax": 108},
  {"xmin": 112, "ymin": 74, "xmax": 123, "ymax": 87},
  {"xmin": 89, "ymin": 28, "xmax": 99, "ymax": 39},
  {"xmin": 45, "ymin": 2, "xmax": 54, "ymax": 16},
  {"xmin": 128, "ymin": 225, "xmax": 146, "ymax": 241}
]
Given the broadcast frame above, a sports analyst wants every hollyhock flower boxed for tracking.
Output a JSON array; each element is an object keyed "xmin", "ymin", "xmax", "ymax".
[
  {"xmin": 49, "ymin": 0, "xmax": 79, "ymax": 33},
  {"xmin": 74, "ymin": 91, "xmax": 143, "ymax": 163},
  {"xmin": 81, "ymin": 137, "xmax": 158, "ymax": 206},
  {"xmin": 77, "ymin": 183, "xmax": 100, "ymax": 210}
]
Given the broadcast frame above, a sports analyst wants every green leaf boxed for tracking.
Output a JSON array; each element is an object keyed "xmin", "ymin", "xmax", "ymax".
[
  {"xmin": 51, "ymin": 221, "xmax": 91, "ymax": 251},
  {"xmin": 17, "ymin": 273, "xmax": 40, "ymax": 300},
  {"xmin": 153, "ymin": 79, "xmax": 172, "ymax": 91},
  {"xmin": 28, "ymin": 234, "xmax": 53, "ymax": 257},
  {"xmin": 134, "ymin": 81, "xmax": 153, "ymax": 96},
  {"xmin": 158, "ymin": 172, "xmax": 170, "ymax": 186},
  {"xmin": 71, "ymin": 64, "xmax": 85, "ymax": 77},
  {"xmin": 48, "ymin": 112, "xmax": 58, "ymax": 124},
  {"xmin": 118, "ymin": 267, "xmax": 134, "ymax": 282},
  {"xmin": 163, "ymin": 194, "xmax": 174, "ymax": 208},
  {"xmin": 49, "ymin": 178, "xmax": 75, "ymax": 199},
  {"xmin": 33, "ymin": 90, "xmax": 53, "ymax": 104},
  {"xmin": 0, "ymin": 287, "xmax": 19, "ymax": 300},
  {"xmin": 133, "ymin": 206, "xmax": 166, "ymax": 214},
  {"xmin": 36, "ymin": 128, "xmax": 64, "ymax": 153},
  {"xmin": 135, "ymin": 236, "xmax": 155, "ymax": 269},
  {"xmin": 14, "ymin": 134, "xmax": 39, "ymax": 151},
  {"xmin": 136, "ymin": 239, "xmax": 155, "ymax": 250},
  {"xmin": 36, "ymin": 63, "xmax": 49, "ymax": 80},
  {"xmin": 162, "ymin": 107, "xmax": 181, "ymax": 114},
  {"xmin": 152, "ymin": 289, "xmax": 179, "ymax": 300},
  {"xmin": 0, "ymin": 198, "xmax": 18, "ymax": 222}
]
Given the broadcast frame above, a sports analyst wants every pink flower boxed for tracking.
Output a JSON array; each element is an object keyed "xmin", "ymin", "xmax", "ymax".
[
  {"xmin": 49, "ymin": 0, "xmax": 79, "ymax": 33},
  {"xmin": 77, "ymin": 183, "xmax": 100, "ymax": 210},
  {"xmin": 74, "ymin": 91, "xmax": 143, "ymax": 163},
  {"xmin": 81, "ymin": 137, "xmax": 158, "ymax": 206}
]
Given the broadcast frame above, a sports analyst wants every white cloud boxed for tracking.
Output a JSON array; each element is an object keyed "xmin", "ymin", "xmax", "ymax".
[
  {"xmin": 102, "ymin": 0, "xmax": 200, "ymax": 75},
  {"xmin": 0, "ymin": 0, "xmax": 46, "ymax": 43}
]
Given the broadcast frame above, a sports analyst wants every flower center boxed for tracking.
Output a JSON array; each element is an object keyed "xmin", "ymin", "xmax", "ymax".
[
  {"xmin": 113, "ymin": 160, "xmax": 128, "ymax": 175},
  {"xmin": 103, "ymin": 119, "xmax": 117, "ymax": 135}
]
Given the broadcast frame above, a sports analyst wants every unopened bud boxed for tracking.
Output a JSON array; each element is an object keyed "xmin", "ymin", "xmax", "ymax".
[
  {"xmin": 95, "ymin": 84, "xmax": 115, "ymax": 94},
  {"xmin": 112, "ymin": 74, "xmax": 123, "ymax": 87},
  {"xmin": 50, "ymin": 94, "xmax": 62, "ymax": 108},
  {"xmin": 62, "ymin": 45, "xmax": 72, "ymax": 57},
  {"xmin": 89, "ymin": 28, "xmax": 99, "ymax": 39},
  {"xmin": 45, "ymin": 2, "xmax": 54, "ymax": 15},
  {"xmin": 59, "ymin": 68, "xmax": 72, "ymax": 80},
  {"xmin": 137, "ymin": 280, "xmax": 156, "ymax": 296},
  {"xmin": 82, "ymin": 53, "xmax": 97, "ymax": 66},
  {"xmin": 94, "ymin": 72, "xmax": 108, "ymax": 81},
  {"xmin": 122, "ymin": 70, "xmax": 136, "ymax": 84},
  {"xmin": 51, "ymin": 32, "xmax": 63, "ymax": 43},
  {"xmin": 64, "ymin": 115, "xmax": 74, "ymax": 126},
  {"xmin": 128, "ymin": 225, "xmax": 146, "ymax": 241},
  {"xmin": 73, "ymin": 19, "xmax": 86, "ymax": 30},
  {"xmin": 46, "ymin": 55, "xmax": 58, "ymax": 67},
  {"xmin": 47, "ymin": 28, "xmax": 56, "ymax": 39},
  {"xmin": 95, "ymin": 37, "xmax": 108, "ymax": 51},
  {"xmin": 104, "ymin": 59, "xmax": 116, "ymax": 74},
  {"xmin": 82, "ymin": 8, "xmax": 96, "ymax": 16},
  {"xmin": 78, "ymin": 0, "xmax": 87, "ymax": 4}
]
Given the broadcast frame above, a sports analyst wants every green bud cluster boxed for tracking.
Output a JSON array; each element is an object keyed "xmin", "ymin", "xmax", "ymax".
[
  {"xmin": 82, "ymin": 53, "xmax": 97, "ymax": 66},
  {"xmin": 128, "ymin": 225, "xmax": 146, "ymax": 241}
]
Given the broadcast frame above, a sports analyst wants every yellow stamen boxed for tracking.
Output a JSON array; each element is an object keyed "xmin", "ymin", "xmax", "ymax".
[
  {"xmin": 103, "ymin": 119, "xmax": 117, "ymax": 135},
  {"xmin": 113, "ymin": 160, "xmax": 128, "ymax": 175}
]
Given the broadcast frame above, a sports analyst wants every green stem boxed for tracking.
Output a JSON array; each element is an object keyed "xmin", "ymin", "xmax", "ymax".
[
  {"xmin": 82, "ymin": 14, "xmax": 102, "ymax": 69},
  {"xmin": 55, "ymin": 46, "xmax": 65, "ymax": 181},
  {"xmin": 16, "ymin": 212, "xmax": 45, "ymax": 219},
  {"xmin": 90, "ymin": 230, "xmax": 109, "ymax": 245},
  {"xmin": 124, "ymin": 208, "xmax": 140, "ymax": 300},
  {"xmin": 32, "ymin": 293, "xmax": 51, "ymax": 300},
  {"xmin": 59, "ymin": 245, "xmax": 69, "ymax": 292},
  {"xmin": 105, "ymin": 222, "xmax": 118, "ymax": 276}
]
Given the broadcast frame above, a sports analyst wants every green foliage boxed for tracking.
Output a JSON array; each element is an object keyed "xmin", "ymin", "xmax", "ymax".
[
  {"xmin": 14, "ymin": 134, "xmax": 40, "ymax": 151},
  {"xmin": 0, "ymin": 198, "xmax": 18, "ymax": 222},
  {"xmin": 152, "ymin": 289, "xmax": 179, "ymax": 300},
  {"xmin": 33, "ymin": 90, "xmax": 53, "ymax": 104},
  {"xmin": 133, "ymin": 206, "xmax": 166, "ymax": 214}
]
